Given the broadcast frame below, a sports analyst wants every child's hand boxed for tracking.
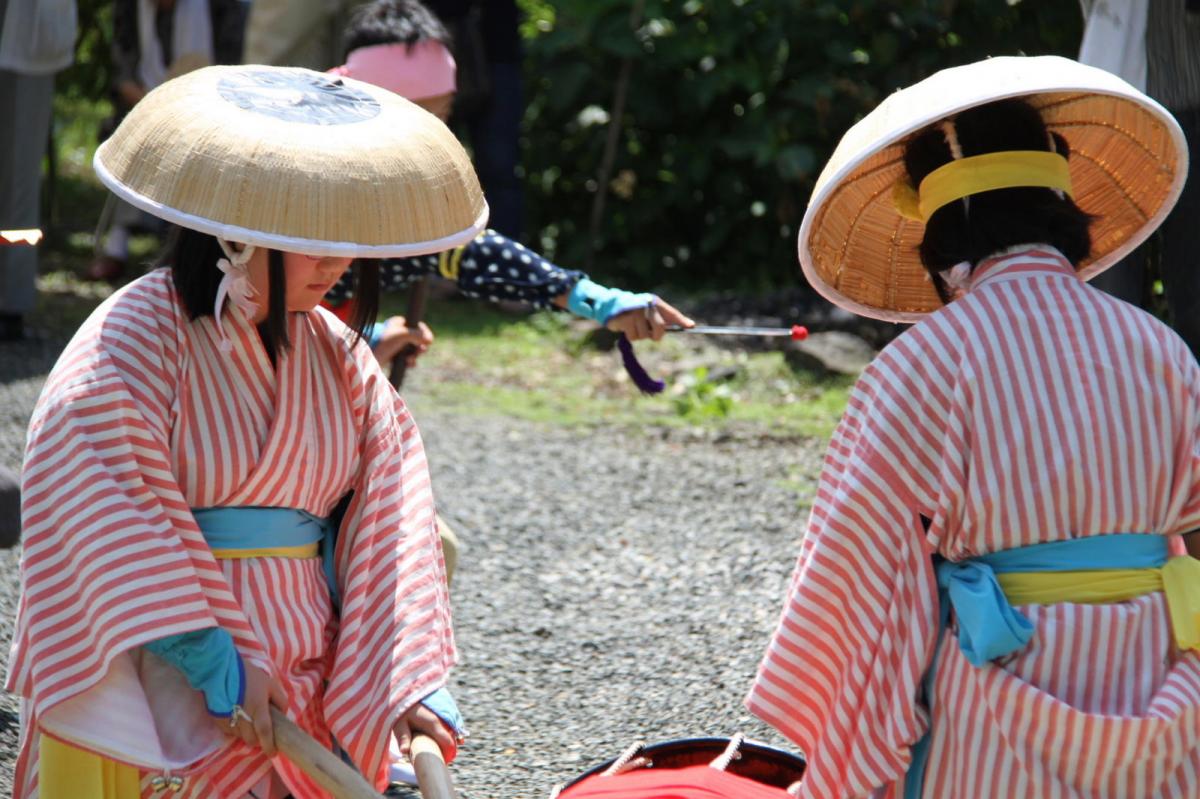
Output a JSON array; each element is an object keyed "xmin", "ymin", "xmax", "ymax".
[
  {"xmin": 393, "ymin": 702, "xmax": 460, "ymax": 763},
  {"xmin": 607, "ymin": 298, "xmax": 694, "ymax": 342},
  {"xmin": 373, "ymin": 315, "xmax": 435, "ymax": 368},
  {"xmin": 218, "ymin": 664, "xmax": 288, "ymax": 757}
]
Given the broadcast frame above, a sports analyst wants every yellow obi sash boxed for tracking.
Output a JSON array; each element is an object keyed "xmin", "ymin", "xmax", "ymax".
[
  {"xmin": 936, "ymin": 533, "xmax": 1200, "ymax": 668},
  {"xmin": 997, "ymin": 556, "xmax": 1200, "ymax": 651}
]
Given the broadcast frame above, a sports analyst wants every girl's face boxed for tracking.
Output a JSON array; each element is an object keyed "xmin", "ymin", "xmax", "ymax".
[
  {"xmin": 245, "ymin": 249, "xmax": 354, "ymax": 322},
  {"xmin": 281, "ymin": 252, "xmax": 354, "ymax": 311}
]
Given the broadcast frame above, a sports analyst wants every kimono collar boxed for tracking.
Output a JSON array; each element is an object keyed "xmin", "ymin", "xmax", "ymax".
[{"xmin": 967, "ymin": 244, "xmax": 1076, "ymax": 291}]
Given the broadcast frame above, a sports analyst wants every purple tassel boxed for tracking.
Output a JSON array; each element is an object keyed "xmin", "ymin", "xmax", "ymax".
[{"xmin": 617, "ymin": 333, "xmax": 665, "ymax": 395}]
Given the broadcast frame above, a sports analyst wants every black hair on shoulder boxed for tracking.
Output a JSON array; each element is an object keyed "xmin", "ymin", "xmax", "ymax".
[
  {"xmin": 162, "ymin": 226, "xmax": 380, "ymax": 356},
  {"xmin": 902, "ymin": 98, "xmax": 1094, "ymax": 300},
  {"xmin": 343, "ymin": 0, "xmax": 451, "ymax": 57}
]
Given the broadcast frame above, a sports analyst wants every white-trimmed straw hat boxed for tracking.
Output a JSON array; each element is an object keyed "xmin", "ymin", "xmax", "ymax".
[
  {"xmin": 94, "ymin": 65, "xmax": 488, "ymax": 258},
  {"xmin": 800, "ymin": 55, "xmax": 1189, "ymax": 323}
]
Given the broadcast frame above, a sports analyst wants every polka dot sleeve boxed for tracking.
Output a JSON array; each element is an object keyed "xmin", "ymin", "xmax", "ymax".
[{"xmin": 323, "ymin": 230, "xmax": 585, "ymax": 309}]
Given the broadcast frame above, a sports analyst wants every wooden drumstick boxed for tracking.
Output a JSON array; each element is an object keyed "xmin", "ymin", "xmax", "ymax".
[
  {"xmin": 412, "ymin": 733, "xmax": 458, "ymax": 799},
  {"xmin": 270, "ymin": 708, "xmax": 458, "ymax": 799},
  {"xmin": 269, "ymin": 707, "xmax": 378, "ymax": 799}
]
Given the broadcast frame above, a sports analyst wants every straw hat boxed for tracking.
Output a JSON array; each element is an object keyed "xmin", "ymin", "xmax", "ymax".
[
  {"xmin": 94, "ymin": 65, "xmax": 487, "ymax": 257},
  {"xmin": 800, "ymin": 55, "xmax": 1188, "ymax": 323}
]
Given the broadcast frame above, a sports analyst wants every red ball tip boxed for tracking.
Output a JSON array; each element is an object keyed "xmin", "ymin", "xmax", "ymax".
[{"xmin": 790, "ymin": 325, "xmax": 809, "ymax": 341}]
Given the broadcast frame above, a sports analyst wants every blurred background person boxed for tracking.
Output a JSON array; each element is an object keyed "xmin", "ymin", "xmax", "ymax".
[
  {"xmin": 0, "ymin": 0, "xmax": 77, "ymax": 340},
  {"xmin": 1078, "ymin": 0, "xmax": 1200, "ymax": 358},
  {"xmin": 426, "ymin": 0, "xmax": 524, "ymax": 239},
  {"xmin": 87, "ymin": 0, "xmax": 246, "ymax": 281},
  {"xmin": 242, "ymin": 0, "xmax": 352, "ymax": 70}
]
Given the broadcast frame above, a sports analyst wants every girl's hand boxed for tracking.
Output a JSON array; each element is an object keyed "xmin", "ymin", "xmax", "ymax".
[
  {"xmin": 217, "ymin": 664, "xmax": 288, "ymax": 757},
  {"xmin": 393, "ymin": 702, "xmax": 459, "ymax": 764},
  {"xmin": 373, "ymin": 316, "xmax": 435, "ymax": 367},
  {"xmin": 607, "ymin": 298, "xmax": 694, "ymax": 342}
]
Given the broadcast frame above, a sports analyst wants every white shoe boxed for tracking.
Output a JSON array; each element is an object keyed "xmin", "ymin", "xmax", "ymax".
[
  {"xmin": 389, "ymin": 755, "xmax": 418, "ymax": 786},
  {"xmin": 388, "ymin": 735, "xmax": 419, "ymax": 786}
]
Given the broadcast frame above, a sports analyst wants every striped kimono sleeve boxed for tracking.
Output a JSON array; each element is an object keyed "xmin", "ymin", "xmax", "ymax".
[
  {"xmin": 1164, "ymin": 337, "xmax": 1200, "ymax": 535},
  {"xmin": 747, "ymin": 345, "xmax": 948, "ymax": 799},
  {"xmin": 7, "ymin": 284, "xmax": 263, "ymax": 756},
  {"xmin": 321, "ymin": 343, "xmax": 456, "ymax": 791}
]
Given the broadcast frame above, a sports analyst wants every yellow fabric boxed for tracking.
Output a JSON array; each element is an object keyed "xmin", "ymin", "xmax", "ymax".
[
  {"xmin": 39, "ymin": 733, "xmax": 141, "ymax": 798},
  {"xmin": 438, "ymin": 245, "xmax": 467, "ymax": 281},
  {"xmin": 449, "ymin": 243, "xmax": 466, "ymax": 281},
  {"xmin": 892, "ymin": 150, "xmax": 1074, "ymax": 222},
  {"xmin": 997, "ymin": 556, "xmax": 1200, "ymax": 651},
  {"xmin": 210, "ymin": 542, "xmax": 319, "ymax": 559},
  {"xmin": 1162, "ymin": 556, "xmax": 1200, "ymax": 650}
]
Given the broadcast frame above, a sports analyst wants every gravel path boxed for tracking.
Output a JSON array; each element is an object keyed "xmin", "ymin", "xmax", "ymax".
[{"xmin": 0, "ymin": 332, "xmax": 828, "ymax": 798}]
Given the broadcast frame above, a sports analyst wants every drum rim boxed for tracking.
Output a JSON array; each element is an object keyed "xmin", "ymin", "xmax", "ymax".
[{"xmin": 561, "ymin": 736, "xmax": 806, "ymax": 790}]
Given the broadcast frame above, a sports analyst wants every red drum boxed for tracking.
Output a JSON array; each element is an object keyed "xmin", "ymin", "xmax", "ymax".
[{"xmin": 555, "ymin": 737, "xmax": 806, "ymax": 799}]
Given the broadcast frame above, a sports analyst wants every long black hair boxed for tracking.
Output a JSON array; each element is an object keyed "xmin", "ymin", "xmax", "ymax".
[
  {"xmin": 902, "ymin": 98, "xmax": 1094, "ymax": 303},
  {"xmin": 161, "ymin": 226, "xmax": 380, "ymax": 358}
]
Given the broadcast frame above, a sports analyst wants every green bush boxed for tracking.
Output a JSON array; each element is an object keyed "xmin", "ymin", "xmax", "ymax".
[{"xmin": 518, "ymin": 0, "xmax": 1081, "ymax": 291}]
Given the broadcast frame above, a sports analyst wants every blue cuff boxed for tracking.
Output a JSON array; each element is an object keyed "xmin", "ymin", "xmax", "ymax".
[
  {"xmin": 144, "ymin": 627, "xmax": 245, "ymax": 716},
  {"xmin": 565, "ymin": 278, "xmax": 656, "ymax": 324},
  {"xmin": 366, "ymin": 321, "xmax": 387, "ymax": 350},
  {"xmin": 420, "ymin": 687, "xmax": 465, "ymax": 737}
]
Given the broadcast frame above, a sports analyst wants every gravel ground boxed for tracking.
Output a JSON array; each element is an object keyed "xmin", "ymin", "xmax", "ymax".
[{"xmin": 0, "ymin": 329, "xmax": 828, "ymax": 798}]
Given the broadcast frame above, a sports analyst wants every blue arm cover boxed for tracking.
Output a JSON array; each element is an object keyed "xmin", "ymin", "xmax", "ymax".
[
  {"xmin": 144, "ymin": 627, "xmax": 245, "ymax": 716},
  {"xmin": 565, "ymin": 277, "xmax": 656, "ymax": 324},
  {"xmin": 421, "ymin": 687, "xmax": 466, "ymax": 736}
]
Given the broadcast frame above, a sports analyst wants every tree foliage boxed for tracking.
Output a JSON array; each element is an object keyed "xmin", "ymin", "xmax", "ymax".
[
  {"xmin": 57, "ymin": 0, "xmax": 114, "ymax": 102},
  {"xmin": 518, "ymin": 0, "xmax": 1082, "ymax": 290}
]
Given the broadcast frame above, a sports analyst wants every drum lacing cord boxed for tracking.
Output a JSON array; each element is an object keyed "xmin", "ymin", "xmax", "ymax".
[
  {"xmin": 601, "ymin": 740, "xmax": 651, "ymax": 777},
  {"xmin": 549, "ymin": 734, "xmax": 750, "ymax": 797},
  {"xmin": 549, "ymin": 738, "xmax": 654, "ymax": 796},
  {"xmin": 708, "ymin": 733, "xmax": 744, "ymax": 772}
]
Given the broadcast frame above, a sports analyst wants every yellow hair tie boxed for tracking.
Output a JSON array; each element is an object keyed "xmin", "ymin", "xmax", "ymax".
[{"xmin": 892, "ymin": 150, "xmax": 1073, "ymax": 222}]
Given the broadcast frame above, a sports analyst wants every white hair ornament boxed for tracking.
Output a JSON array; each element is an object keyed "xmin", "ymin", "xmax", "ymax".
[{"xmin": 214, "ymin": 239, "xmax": 259, "ymax": 352}]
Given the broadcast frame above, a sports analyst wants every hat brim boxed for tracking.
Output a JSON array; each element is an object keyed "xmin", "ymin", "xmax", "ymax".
[
  {"xmin": 799, "ymin": 56, "xmax": 1189, "ymax": 323},
  {"xmin": 93, "ymin": 154, "xmax": 488, "ymax": 258},
  {"xmin": 94, "ymin": 66, "xmax": 489, "ymax": 258}
]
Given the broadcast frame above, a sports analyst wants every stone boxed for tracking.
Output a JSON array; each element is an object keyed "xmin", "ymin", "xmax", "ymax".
[{"xmin": 784, "ymin": 330, "xmax": 877, "ymax": 375}]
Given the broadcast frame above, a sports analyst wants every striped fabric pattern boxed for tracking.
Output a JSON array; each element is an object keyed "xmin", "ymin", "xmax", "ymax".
[
  {"xmin": 747, "ymin": 247, "xmax": 1200, "ymax": 798},
  {"xmin": 7, "ymin": 269, "xmax": 455, "ymax": 798}
]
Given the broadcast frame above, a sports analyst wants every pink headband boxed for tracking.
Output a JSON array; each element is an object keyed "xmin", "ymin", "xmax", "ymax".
[{"xmin": 336, "ymin": 41, "xmax": 456, "ymax": 101}]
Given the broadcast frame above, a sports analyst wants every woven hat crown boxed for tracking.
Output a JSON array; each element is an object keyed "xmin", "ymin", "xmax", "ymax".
[
  {"xmin": 94, "ymin": 65, "xmax": 488, "ymax": 257},
  {"xmin": 799, "ymin": 56, "xmax": 1188, "ymax": 322}
]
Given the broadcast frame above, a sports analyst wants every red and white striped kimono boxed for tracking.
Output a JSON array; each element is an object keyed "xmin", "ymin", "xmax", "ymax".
[
  {"xmin": 7, "ymin": 268, "xmax": 455, "ymax": 798},
  {"xmin": 747, "ymin": 246, "xmax": 1200, "ymax": 798}
]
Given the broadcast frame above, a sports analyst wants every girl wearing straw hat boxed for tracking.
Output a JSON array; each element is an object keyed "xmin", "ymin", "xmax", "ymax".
[
  {"xmin": 7, "ymin": 64, "xmax": 481, "ymax": 798},
  {"xmin": 746, "ymin": 56, "xmax": 1200, "ymax": 798}
]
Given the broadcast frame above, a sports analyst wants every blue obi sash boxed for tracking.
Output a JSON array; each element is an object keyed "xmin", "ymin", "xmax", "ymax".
[
  {"xmin": 904, "ymin": 533, "xmax": 1195, "ymax": 799},
  {"xmin": 192, "ymin": 506, "xmax": 340, "ymax": 610}
]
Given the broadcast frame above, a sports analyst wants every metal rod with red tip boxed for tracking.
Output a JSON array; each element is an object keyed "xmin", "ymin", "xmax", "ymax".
[{"xmin": 667, "ymin": 324, "xmax": 809, "ymax": 340}]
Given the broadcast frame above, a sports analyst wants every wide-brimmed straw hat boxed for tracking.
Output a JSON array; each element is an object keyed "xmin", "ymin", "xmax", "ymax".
[
  {"xmin": 94, "ymin": 65, "xmax": 487, "ymax": 257},
  {"xmin": 799, "ymin": 55, "xmax": 1188, "ymax": 323}
]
